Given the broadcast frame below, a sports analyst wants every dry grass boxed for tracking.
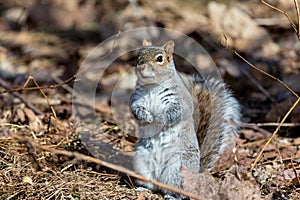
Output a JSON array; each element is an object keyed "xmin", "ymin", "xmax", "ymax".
[{"xmin": 0, "ymin": 123, "xmax": 163, "ymax": 200}]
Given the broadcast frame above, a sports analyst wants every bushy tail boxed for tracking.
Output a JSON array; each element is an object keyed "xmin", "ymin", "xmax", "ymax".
[{"xmin": 179, "ymin": 73, "xmax": 241, "ymax": 171}]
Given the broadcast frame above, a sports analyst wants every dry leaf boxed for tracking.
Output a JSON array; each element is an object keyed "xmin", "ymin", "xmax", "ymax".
[
  {"xmin": 22, "ymin": 176, "xmax": 33, "ymax": 185},
  {"xmin": 181, "ymin": 167, "xmax": 219, "ymax": 200},
  {"xmin": 219, "ymin": 172, "xmax": 263, "ymax": 200},
  {"xmin": 182, "ymin": 165, "xmax": 264, "ymax": 200},
  {"xmin": 17, "ymin": 108, "xmax": 25, "ymax": 122}
]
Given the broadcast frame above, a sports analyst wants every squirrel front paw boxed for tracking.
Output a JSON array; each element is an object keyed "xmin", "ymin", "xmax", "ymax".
[{"xmin": 132, "ymin": 106, "xmax": 154, "ymax": 124}]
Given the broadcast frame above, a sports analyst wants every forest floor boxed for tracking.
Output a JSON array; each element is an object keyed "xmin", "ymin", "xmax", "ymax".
[{"xmin": 0, "ymin": 0, "xmax": 300, "ymax": 199}]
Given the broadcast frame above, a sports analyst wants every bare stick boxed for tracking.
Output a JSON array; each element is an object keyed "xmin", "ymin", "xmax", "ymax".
[
  {"xmin": 0, "ymin": 78, "xmax": 43, "ymax": 115},
  {"xmin": 261, "ymin": 0, "xmax": 299, "ymax": 41},
  {"xmin": 0, "ymin": 75, "xmax": 75, "ymax": 116},
  {"xmin": 248, "ymin": 122, "xmax": 300, "ymax": 127},
  {"xmin": 23, "ymin": 76, "xmax": 57, "ymax": 119},
  {"xmin": 235, "ymin": 121, "xmax": 273, "ymax": 137},
  {"xmin": 51, "ymin": 74, "xmax": 74, "ymax": 94},
  {"xmin": 221, "ymin": 34, "xmax": 299, "ymax": 99},
  {"xmin": 0, "ymin": 75, "xmax": 75, "ymax": 94},
  {"xmin": 9, "ymin": 132, "xmax": 201, "ymax": 200},
  {"xmin": 294, "ymin": 0, "xmax": 300, "ymax": 40},
  {"xmin": 261, "ymin": 156, "xmax": 300, "ymax": 165}
]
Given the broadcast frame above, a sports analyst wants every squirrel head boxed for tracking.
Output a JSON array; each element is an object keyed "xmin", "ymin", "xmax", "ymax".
[{"xmin": 136, "ymin": 40, "xmax": 176, "ymax": 85}]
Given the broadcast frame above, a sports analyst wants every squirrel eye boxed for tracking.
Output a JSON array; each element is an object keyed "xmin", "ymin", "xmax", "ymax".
[{"xmin": 156, "ymin": 55, "xmax": 163, "ymax": 63}]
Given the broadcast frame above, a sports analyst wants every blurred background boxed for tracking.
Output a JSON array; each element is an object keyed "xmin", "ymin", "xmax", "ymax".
[{"xmin": 0, "ymin": 0, "xmax": 299, "ymax": 124}]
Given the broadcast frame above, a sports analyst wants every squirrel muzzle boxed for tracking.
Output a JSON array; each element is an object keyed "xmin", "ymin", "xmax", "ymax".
[{"xmin": 137, "ymin": 64, "xmax": 155, "ymax": 79}]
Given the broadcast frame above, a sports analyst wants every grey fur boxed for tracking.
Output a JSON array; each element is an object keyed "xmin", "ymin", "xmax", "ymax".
[
  {"xmin": 130, "ymin": 64, "xmax": 200, "ymax": 198},
  {"xmin": 130, "ymin": 41, "xmax": 240, "ymax": 199}
]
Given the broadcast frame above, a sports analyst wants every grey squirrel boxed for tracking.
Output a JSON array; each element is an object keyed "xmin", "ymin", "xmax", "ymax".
[{"xmin": 129, "ymin": 40, "xmax": 241, "ymax": 199}]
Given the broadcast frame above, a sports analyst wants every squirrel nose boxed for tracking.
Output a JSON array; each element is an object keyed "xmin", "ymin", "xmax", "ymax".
[
  {"xmin": 137, "ymin": 64, "xmax": 145, "ymax": 71},
  {"xmin": 137, "ymin": 59, "xmax": 144, "ymax": 65}
]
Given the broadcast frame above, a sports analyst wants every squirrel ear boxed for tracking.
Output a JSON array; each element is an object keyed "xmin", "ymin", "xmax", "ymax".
[
  {"xmin": 142, "ymin": 39, "xmax": 152, "ymax": 47},
  {"xmin": 163, "ymin": 41, "xmax": 174, "ymax": 61}
]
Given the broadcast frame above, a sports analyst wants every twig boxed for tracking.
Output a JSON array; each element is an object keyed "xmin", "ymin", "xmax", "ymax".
[
  {"xmin": 261, "ymin": 156, "xmax": 300, "ymax": 165},
  {"xmin": 234, "ymin": 121, "xmax": 273, "ymax": 137},
  {"xmin": 23, "ymin": 76, "xmax": 57, "ymax": 119},
  {"xmin": 51, "ymin": 74, "xmax": 74, "ymax": 95},
  {"xmin": 0, "ymin": 78, "xmax": 43, "ymax": 115},
  {"xmin": 294, "ymin": 0, "xmax": 300, "ymax": 40},
  {"xmin": 0, "ymin": 75, "xmax": 75, "ymax": 116},
  {"xmin": 248, "ymin": 122, "xmax": 300, "ymax": 127},
  {"xmin": 221, "ymin": 34, "xmax": 299, "ymax": 99},
  {"xmin": 9, "ymin": 132, "xmax": 201, "ymax": 200},
  {"xmin": 291, "ymin": 150, "xmax": 300, "ymax": 185},
  {"xmin": 127, "ymin": 174, "xmax": 135, "ymax": 190},
  {"xmin": 261, "ymin": 0, "xmax": 299, "ymax": 41},
  {"xmin": 0, "ymin": 75, "xmax": 76, "ymax": 94},
  {"xmin": 221, "ymin": 35, "xmax": 300, "ymax": 174},
  {"xmin": 249, "ymin": 98, "xmax": 300, "ymax": 174}
]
